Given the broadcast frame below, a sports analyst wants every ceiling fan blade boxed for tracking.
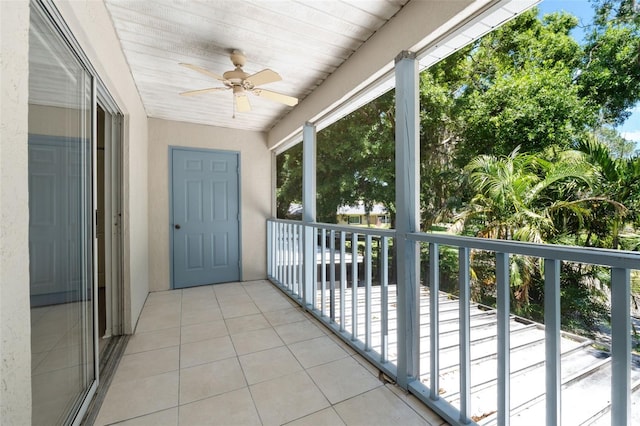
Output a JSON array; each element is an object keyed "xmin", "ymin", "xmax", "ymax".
[
  {"xmin": 251, "ymin": 89, "xmax": 298, "ymax": 106},
  {"xmin": 246, "ymin": 69, "xmax": 282, "ymax": 87},
  {"xmin": 179, "ymin": 63, "xmax": 226, "ymax": 82},
  {"xmin": 179, "ymin": 87, "xmax": 228, "ymax": 96},
  {"xmin": 235, "ymin": 94, "xmax": 251, "ymax": 112}
]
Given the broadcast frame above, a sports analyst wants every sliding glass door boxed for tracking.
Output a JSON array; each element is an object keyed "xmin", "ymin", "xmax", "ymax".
[{"xmin": 29, "ymin": 4, "xmax": 96, "ymax": 424}]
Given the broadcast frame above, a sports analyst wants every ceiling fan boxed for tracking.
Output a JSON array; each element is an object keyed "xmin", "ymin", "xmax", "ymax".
[{"xmin": 179, "ymin": 50, "xmax": 298, "ymax": 114}]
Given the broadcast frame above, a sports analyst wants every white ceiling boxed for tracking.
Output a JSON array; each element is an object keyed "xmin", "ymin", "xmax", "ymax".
[
  {"xmin": 104, "ymin": 0, "xmax": 410, "ymax": 133},
  {"xmin": 103, "ymin": 0, "xmax": 539, "ymax": 148}
]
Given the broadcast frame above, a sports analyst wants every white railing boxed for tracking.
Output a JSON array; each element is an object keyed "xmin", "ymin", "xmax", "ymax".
[
  {"xmin": 268, "ymin": 219, "xmax": 398, "ymax": 378},
  {"xmin": 267, "ymin": 218, "xmax": 640, "ymax": 426}
]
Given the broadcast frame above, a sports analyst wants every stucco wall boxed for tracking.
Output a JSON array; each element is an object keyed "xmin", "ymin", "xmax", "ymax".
[
  {"xmin": 56, "ymin": 0, "xmax": 150, "ymax": 333},
  {"xmin": 148, "ymin": 118, "xmax": 271, "ymax": 292},
  {"xmin": 0, "ymin": 1, "xmax": 32, "ymax": 424}
]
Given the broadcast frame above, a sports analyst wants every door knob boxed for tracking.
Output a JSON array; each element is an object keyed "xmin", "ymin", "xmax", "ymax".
[{"xmin": 175, "ymin": 224, "xmax": 181, "ymax": 229}]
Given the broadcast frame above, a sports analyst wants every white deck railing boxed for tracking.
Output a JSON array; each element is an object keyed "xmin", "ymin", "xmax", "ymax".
[{"xmin": 267, "ymin": 218, "xmax": 640, "ymax": 426}]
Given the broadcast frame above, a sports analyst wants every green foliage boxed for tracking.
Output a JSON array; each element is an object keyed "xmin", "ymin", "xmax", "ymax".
[
  {"xmin": 579, "ymin": 0, "xmax": 640, "ymax": 124},
  {"xmin": 275, "ymin": 0, "xmax": 640, "ymax": 336}
]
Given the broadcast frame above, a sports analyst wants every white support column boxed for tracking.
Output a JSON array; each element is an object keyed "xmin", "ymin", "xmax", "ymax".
[
  {"xmin": 302, "ymin": 122, "xmax": 316, "ymax": 309},
  {"xmin": 395, "ymin": 50, "xmax": 420, "ymax": 389}
]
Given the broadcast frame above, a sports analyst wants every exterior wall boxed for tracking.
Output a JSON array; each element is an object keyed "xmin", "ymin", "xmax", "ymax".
[
  {"xmin": 56, "ymin": 0, "xmax": 150, "ymax": 333},
  {"xmin": 148, "ymin": 118, "xmax": 270, "ymax": 292},
  {"xmin": 0, "ymin": 2, "xmax": 32, "ymax": 423}
]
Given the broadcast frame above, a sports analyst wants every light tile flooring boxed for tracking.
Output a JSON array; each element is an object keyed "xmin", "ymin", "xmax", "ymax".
[{"xmin": 94, "ymin": 280, "xmax": 447, "ymax": 426}]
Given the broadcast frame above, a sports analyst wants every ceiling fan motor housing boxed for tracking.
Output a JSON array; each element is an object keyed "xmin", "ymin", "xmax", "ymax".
[{"xmin": 223, "ymin": 67, "xmax": 250, "ymax": 85}]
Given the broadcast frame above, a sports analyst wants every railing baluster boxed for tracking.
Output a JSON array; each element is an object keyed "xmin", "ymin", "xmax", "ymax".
[
  {"xmin": 330, "ymin": 230, "xmax": 336, "ymax": 322},
  {"xmin": 381, "ymin": 236, "xmax": 389, "ymax": 363},
  {"xmin": 544, "ymin": 258, "xmax": 561, "ymax": 426},
  {"xmin": 365, "ymin": 234, "xmax": 372, "ymax": 351},
  {"xmin": 298, "ymin": 224, "xmax": 304, "ymax": 299},
  {"xmin": 287, "ymin": 224, "xmax": 293, "ymax": 292},
  {"xmin": 293, "ymin": 224, "xmax": 298, "ymax": 296},
  {"xmin": 282, "ymin": 223, "xmax": 286, "ymax": 288},
  {"xmin": 496, "ymin": 251, "xmax": 511, "ymax": 426},
  {"xmin": 459, "ymin": 247, "xmax": 471, "ymax": 424},
  {"xmin": 429, "ymin": 242, "xmax": 439, "ymax": 400},
  {"xmin": 283, "ymin": 223, "xmax": 288, "ymax": 290},
  {"xmin": 278, "ymin": 222, "xmax": 284, "ymax": 284},
  {"xmin": 292, "ymin": 224, "xmax": 297, "ymax": 293},
  {"xmin": 311, "ymin": 227, "xmax": 318, "ymax": 311},
  {"xmin": 283, "ymin": 223, "xmax": 289, "ymax": 289},
  {"xmin": 340, "ymin": 231, "xmax": 346, "ymax": 332},
  {"xmin": 267, "ymin": 221, "xmax": 272, "ymax": 277},
  {"xmin": 611, "ymin": 267, "xmax": 631, "ymax": 426},
  {"xmin": 274, "ymin": 221, "xmax": 279, "ymax": 280},
  {"xmin": 320, "ymin": 228, "xmax": 326, "ymax": 315},
  {"xmin": 272, "ymin": 222, "xmax": 276, "ymax": 280},
  {"xmin": 352, "ymin": 232, "xmax": 359, "ymax": 341}
]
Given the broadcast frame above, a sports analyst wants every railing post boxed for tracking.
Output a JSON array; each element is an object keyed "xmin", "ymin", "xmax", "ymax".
[
  {"xmin": 394, "ymin": 50, "xmax": 420, "ymax": 389},
  {"xmin": 496, "ymin": 252, "xmax": 511, "ymax": 426},
  {"xmin": 459, "ymin": 247, "xmax": 471, "ymax": 424},
  {"xmin": 429, "ymin": 243, "xmax": 440, "ymax": 400},
  {"xmin": 611, "ymin": 267, "xmax": 631, "ymax": 426},
  {"xmin": 544, "ymin": 258, "xmax": 561, "ymax": 426},
  {"xmin": 302, "ymin": 122, "xmax": 316, "ymax": 309}
]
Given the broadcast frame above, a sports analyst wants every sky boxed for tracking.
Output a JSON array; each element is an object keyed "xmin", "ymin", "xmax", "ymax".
[{"xmin": 536, "ymin": 0, "xmax": 640, "ymax": 149}]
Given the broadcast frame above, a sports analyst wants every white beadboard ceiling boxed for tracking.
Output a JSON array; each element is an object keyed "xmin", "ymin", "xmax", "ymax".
[
  {"xmin": 102, "ymin": 0, "xmax": 539, "ymax": 146},
  {"xmin": 104, "ymin": 0, "xmax": 410, "ymax": 133}
]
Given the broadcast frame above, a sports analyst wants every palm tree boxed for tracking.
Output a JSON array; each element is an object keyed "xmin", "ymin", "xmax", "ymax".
[
  {"xmin": 454, "ymin": 146, "xmax": 597, "ymax": 242},
  {"xmin": 578, "ymin": 137, "xmax": 639, "ymax": 249},
  {"xmin": 453, "ymin": 146, "xmax": 601, "ymax": 309}
]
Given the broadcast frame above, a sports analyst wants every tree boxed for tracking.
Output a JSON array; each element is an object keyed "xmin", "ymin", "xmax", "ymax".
[
  {"xmin": 453, "ymin": 146, "xmax": 604, "ymax": 309},
  {"xmin": 276, "ymin": 92, "xmax": 396, "ymax": 223},
  {"xmin": 594, "ymin": 126, "xmax": 637, "ymax": 158},
  {"xmin": 453, "ymin": 9, "xmax": 595, "ymax": 166},
  {"xmin": 277, "ymin": 2, "xmax": 640, "ymax": 236},
  {"xmin": 276, "ymin": 143, "xmax": 302, "ymax": 219},
  {"xmin": 578, "ymin": 0, "xmax": 640, "ymax": 125},
  {"xmin": 578, "ymin": 137, "xmax": 640, "ymax": 248}
]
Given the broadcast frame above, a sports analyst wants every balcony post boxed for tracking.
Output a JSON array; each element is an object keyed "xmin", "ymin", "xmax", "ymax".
[
  {"xmin": 611, "ymin": 267, "xmax": 631, "ymax": 425},
  {"xmin": 302, "ymin": 122, "xmax": 316, "ymax": 309},
  {"xmin": 394, "ymin": 50, "xmax": 420, "ymax": 389}
]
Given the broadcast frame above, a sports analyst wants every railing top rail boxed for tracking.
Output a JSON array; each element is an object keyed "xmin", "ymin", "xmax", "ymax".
[
  {"xmin": 268, "ymin": 218, "xmax": 305, "ymax": 226},
  {"xmin": 268, "ymin": 218, "xmax": 396, "ymax": 238},
  {"xmin": 267, "ymin": 218, "xmax": 639, "ymax": 269},
  {"xmin": 408, "ymin": 232, "xmax": 640, "ymax": 270}
]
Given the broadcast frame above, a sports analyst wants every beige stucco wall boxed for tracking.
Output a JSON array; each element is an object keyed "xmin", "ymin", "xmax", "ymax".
[
  {"xmin": 148, "ymin": 118, "xmax": 271, "ymax": 292},
  {"xmin": 0, "ymin": 1, "xmax": 32, "ymax": 424},
  {"xmin": 56, "ymin": 0, "xmax": 150, "ymax": 333}
]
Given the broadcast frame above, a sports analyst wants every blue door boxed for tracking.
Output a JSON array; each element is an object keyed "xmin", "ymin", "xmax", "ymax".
[{"xmin": 171, "ymin": 148, "xmax": 240, "ymax": 288}]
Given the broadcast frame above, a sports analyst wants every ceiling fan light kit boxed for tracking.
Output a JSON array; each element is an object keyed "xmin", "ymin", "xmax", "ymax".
[{"xmin": 179, "ymin": 50, "xmax": 298, "ymax": 114}]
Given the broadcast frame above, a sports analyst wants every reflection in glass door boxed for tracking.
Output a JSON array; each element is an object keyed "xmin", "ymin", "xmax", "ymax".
[{"xmin": 28, "ymin": 4, "xmax": 96, "ymax": 424}]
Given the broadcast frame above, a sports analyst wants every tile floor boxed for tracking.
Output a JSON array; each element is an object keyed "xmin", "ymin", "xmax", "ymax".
[{"xmin": 94, "ymin": 280, "xmax": 448, "ymax": 426}]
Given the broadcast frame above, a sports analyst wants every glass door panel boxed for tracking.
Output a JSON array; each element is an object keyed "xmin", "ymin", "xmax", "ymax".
[{"xmin": 29, "ymin": 4, "xmax": 95, "ymax": 425}]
